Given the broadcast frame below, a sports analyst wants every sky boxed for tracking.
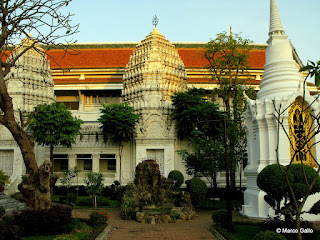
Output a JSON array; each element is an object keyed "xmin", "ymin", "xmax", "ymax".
[{"xmin": 63, "ymin": 0, "xmax": 319, "ymax": 64}]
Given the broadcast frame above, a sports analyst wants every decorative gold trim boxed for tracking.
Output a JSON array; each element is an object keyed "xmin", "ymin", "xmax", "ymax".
[{"xmin": 288, "ymin": 99, "xmax": 316, "ymax": 167}]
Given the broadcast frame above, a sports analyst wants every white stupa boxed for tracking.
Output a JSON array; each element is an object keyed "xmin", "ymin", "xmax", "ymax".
[{"xmin": 241, "ymin": 0, "xmax": 320, "ymax": 220}]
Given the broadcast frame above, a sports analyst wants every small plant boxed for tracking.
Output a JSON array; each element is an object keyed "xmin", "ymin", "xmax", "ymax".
[
  {"xmin": 186, "ymin": 177, "xmax": 207, "ymax": 207},
  {"xmin": 84, "ymin": 172, "xmax": 104, "ymax": 208},
  {"xmin": 168, "ymin": 170, "xmax": 184, "ymax": 189},
  {"xmin": 0, "ymin": 170, "xmax": 10, "ymax": 188},
  {"xmin": 89, "ymin": 210, "xmax": 110, "ymax": 227},
  {"xmin": 253, "ymin": 230, "xmax": 286, "ymax": 240}
]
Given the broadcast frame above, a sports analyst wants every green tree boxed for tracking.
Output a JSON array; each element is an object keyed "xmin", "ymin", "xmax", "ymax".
[
  {"xmin": 84, "ymin": 172, "xmax": 104, "ymax": 208},
  {"xmin": 27, "ymin": 103, "xmax": 83, "ymax": 172},
  {"xmin": 98, "ymin": 103, "xmax": 139, "ymax": 184},
  {"xmin": 0, "ymin": 0, "xmax": 77, "ymax": 210},
  {"xmin": 178, "ymin": 134, "xmax": 223, "ymax": 194},
  {"xmin": 204, "ymin": 31, "xmax": 255, "ymax": 190},
  {"xmin": 171, "ymin": 88, "xmax": 222, "ymax": 139}
]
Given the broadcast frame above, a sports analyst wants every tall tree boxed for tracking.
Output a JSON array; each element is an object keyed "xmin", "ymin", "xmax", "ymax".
[
  {"xmin": 171, "ymin": 88, "xmax": 222, "ymax": 139},
  {"xmin": 0, "ymin": 1, "xmax": 77, "ymax": 210},
  {"xmin": 27, "ymin": 103, "xmax": 83, "ymax": 172},
  {"xmin": 98, "ymin": 103, "xmax": 139, "ymax": 184},
  {"xmin": 204, "ymin": 31, "xmax": 255, "ymax": 190},
  {"xmin": 172, "ymin": 88, "xmax": 223, "ymax": 194}
]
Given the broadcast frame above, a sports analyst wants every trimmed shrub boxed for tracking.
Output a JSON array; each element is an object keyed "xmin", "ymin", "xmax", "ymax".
[
  {"xmin": 76, "ymin": 198, "xmax": 92, "ymax": 206},
  {"xmin": 0, "ymin": 213, "xmax": 20, "ymax": 240},
  {"xmin": 168, "ymin": 170, "xmax": 184, "ymax": 189},
  {"xmin": 186, "ymin": 177, "xmax": 207, "ymax": 207},
  {"xmin": 14, "ymin": 204, "xmax": 72, "ymax": 236},
  {"xmin": 212, "ymin": 209, "xmax": 228, "ymax": 228},
  {"xmin": 253, "ymin": 230, "xmax": 286, "ymax": 240},
  {"xmin": 89, "ymin": 210, "xmax": 110, "ymax": 227}
]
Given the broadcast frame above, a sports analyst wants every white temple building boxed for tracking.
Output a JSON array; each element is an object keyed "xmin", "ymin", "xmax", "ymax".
[{"xmin": 241, "ymin": 0, "xmax": 320, "ymax": 221}]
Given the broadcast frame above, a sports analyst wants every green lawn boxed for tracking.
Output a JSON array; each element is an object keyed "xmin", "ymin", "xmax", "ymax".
[
  {"xmin": 52, "ymin": 195, "xmax": 121, "ymax": 208},
  {"xmin": 232, "ymin": 225, "xmax": 261, "ymax": 240}
]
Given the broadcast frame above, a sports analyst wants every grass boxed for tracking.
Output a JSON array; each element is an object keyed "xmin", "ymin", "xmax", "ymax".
[
  {"xmin": 232, "ymin": 225, "xmax": 261, "ymax": 240},
  {"xmin": 199, "ymin": 198, "xmax": 242, "ymax": 210},
  {"xmin": 52, "ymin": 195, "xmax": 121, "ymax": 208},
  {"xmin": 21, "ymin": 217, "xmax": 104, "ymax": 240}
]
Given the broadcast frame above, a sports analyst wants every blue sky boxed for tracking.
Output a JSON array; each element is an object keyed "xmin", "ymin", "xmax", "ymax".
[{"xmin": 64, "ymin": 0, "xmax": 319, "ymax": 64}]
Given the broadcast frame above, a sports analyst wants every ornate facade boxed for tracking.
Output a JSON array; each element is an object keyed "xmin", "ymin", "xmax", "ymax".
[{"xmin": 242, "ymin": 0, "xmax": 320, "ymax": 221}]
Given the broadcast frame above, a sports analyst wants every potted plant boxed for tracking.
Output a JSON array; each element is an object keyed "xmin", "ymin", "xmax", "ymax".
[{"xmin": 0, "ymin": 170, "xmax": 10, "ymax": 194}]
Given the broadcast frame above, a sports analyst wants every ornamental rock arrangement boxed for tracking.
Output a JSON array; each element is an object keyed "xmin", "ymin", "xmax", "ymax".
[{"xmin": 120, "ymin": 159, "xmax": 196, "ymax": 224}]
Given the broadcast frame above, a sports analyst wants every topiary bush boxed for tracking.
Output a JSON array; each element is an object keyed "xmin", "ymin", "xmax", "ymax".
[
  {"xmin": 253, "ymin": 230, "xmax": 286, "ymax": 240},
  {"xmin": 186, "ymin": 177, "xmax": 207, "ymax": 207},
  {"xmin": 14, "ymin": 204, "xmax": 72, "ymax": 236},
  {"xmin": 168, "ymin": 170, "xmax": 184, "ymax": 189},
  {"xmin": 212, "ymin": 209, "xmax": 228, "ymax": 228}
]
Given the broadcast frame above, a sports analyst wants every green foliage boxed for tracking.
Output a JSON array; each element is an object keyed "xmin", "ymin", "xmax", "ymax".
[
  {"xmin": 120, "ymin": 194, "xmax": 138, "ymax": 220},
  {"xmin": 258, "ymin": 164, "xmax": 320, "ymax": 217},
  {"xmin": 300, "ymin": 60, "xmax": 320, "ymax": 87},
  {"xmin": 27, "ymin": 103, "xmax": 83, "ymax": 148},
  {"xmin": 65, "ymin": 192, "xmax": 77, "ymax": 205},
  {"xmin": 0, "ymin": 170, "xmax": 10, "ymax": 186},
  {"xmin": 186, "ymin": 177, "xmax": 208, "ymax": 207},
  {"xmin": 84, "ymin": 172, "xmax": 104, "ymax": 197},
  {"xmin": 0, "ymin": 215, "xmax": 20, "ymax": 240},
  {"xmin": 60, "ymin": 167, "xmax": 80, "ymax": 189},
  {"xmin": 257, "ymin": 164, "xmax": 292, "ymax": 210},
  {"xmin": 168, "ymin": 170, "xmax": 184, "ymax": 189},
  {"xmin": 178, "ymin": 135, "xmax": 223, "ymax": 191},
  {"xmin": 253, "ymin": 230, "xmax": 287, "ymax": 240},
  {"xmin": 13, "ymin": 204, "xmax": 72, "ymax": 236},
  {"xmin": 89, "ymin": 210, "xmax": 110, "ymax": 227},
  {"xmin": 171, "ymin": 88, "xmax": 222, "ymax": 139},
  {"xmin": 53, "ymin": 234, "xmax": 78, "ymax": 240},
  {"xmin": 212, "ymin": 209, "xmax": 227, "ymax": 227},
  {"xmin": 98, "ymin": 103, "xmax": 139, "ymax": 144}
]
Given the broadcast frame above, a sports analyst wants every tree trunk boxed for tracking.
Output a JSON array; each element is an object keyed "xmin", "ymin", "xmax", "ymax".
[
  {"xmin": 0, "ymin": 90, "xmax": 53, "ymax": 210},
  {"xmin": 296, "ymin": 212, "xmax": 302, "ymax": 240},
  {"xmin": 50, "ymin": 144, "xmax": 54, "ymax": 174},
  {"xmin": 18, "ymin": 160, "xmax": 52, "ymax": 210}
]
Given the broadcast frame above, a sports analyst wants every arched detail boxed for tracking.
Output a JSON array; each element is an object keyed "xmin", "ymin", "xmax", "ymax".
[{"xmin": 288, "ymin": 98, "xmax": 316, "ymax": 167}]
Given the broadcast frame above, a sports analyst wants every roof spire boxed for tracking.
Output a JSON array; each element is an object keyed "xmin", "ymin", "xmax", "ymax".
[
  {"xmin": 269, "ymin": 0, "xmax": 285, "ymax": 36},
  {"xmin": 152, "ymin": 15, "xmax": 159, "ymax": 28}
]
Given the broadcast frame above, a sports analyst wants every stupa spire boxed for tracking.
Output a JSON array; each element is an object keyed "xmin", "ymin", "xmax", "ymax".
[
  {"xmin": 257, "ymin": 0, "xmax": 306, "ymax": 100},
  {"xmin": 269, "ymin": 0, "xmax": 285, "ymax": 36}
]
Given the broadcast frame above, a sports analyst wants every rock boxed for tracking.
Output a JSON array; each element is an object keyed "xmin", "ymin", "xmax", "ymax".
[
  {"xmin": 136, "ymin": 212, "xmax": 145, "ymax": 222},
  {"xmin": 146, "ymin": 216, "xmax": 155, "ymax": 224},
  {"xmin": 180, "ymin": 214, "xmax": 187, "ymax": 222}
]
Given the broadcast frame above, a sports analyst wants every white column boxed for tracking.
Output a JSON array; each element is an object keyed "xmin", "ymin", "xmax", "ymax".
[
  {"xmin": 92, "ymin": 154, "xmax": 100, "ymax": 172},
  {"xmin": 68, "ymin": 154, "xmax": 76, "ymax": 170}
]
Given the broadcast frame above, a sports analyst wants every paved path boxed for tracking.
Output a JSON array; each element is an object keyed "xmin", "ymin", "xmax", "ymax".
[{"xmin": 105, "ymin": 208, "xmax": 215, "ymax": 240}]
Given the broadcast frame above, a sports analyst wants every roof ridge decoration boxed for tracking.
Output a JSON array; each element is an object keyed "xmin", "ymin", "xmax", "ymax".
[
  {"xmin": 269, "ymin": 0, "xmax": 285, "ymax": 36},
  {"xmin": 257, "ymin": 0, "xmax": 308, "ymax": 100}
]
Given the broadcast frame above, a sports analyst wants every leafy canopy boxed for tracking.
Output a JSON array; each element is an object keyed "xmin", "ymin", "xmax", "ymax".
[
  {"xmin": 171, "ymin": 88, "xmax": 223, "ymax": 139},
  {"xmin": 27, "ymin": 103, "xmax": 83, "ymax": 148},
  {"xmin": 98, "ymin": 103, "xmax": 139, "ymax": 144}
]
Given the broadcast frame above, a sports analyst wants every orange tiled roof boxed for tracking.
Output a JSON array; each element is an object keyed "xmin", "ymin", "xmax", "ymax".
[{"xmin": 47, "ymin": 47, "xmax": 266, "ymax": 70}]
